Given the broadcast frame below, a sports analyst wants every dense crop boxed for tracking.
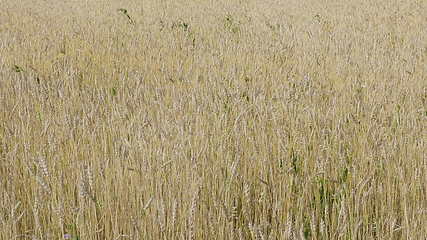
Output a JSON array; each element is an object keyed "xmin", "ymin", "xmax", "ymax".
[{"xmin": 0, "ymin": 0, "xmax": 426, "ymax": 239}]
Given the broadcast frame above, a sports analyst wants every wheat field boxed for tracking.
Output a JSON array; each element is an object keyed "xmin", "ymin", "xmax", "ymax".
[{"xmin": 0, "ymin": 0, "xmax": 426, "ymax": 239}]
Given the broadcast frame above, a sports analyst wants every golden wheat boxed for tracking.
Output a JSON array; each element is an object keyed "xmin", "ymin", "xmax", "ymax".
[{"xmin": 0, "ymin": 0, "xmax": 426, "ymax": 239}]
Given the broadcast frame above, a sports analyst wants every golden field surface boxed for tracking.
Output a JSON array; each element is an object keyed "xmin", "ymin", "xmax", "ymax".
[{"xmin": 0, "ymin": 0, "xmax": 426, "ymax": 239}]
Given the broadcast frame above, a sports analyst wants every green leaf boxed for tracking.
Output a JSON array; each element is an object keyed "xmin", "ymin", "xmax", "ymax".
[{"xmin": 13, "ymin": 65, "xmax": 24, "ymax": 72}]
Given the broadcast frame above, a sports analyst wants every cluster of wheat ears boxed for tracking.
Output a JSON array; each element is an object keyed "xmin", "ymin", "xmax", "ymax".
[{"xmin": 0, "ymin": 0, "xmax": 426, "ymax": 239}]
